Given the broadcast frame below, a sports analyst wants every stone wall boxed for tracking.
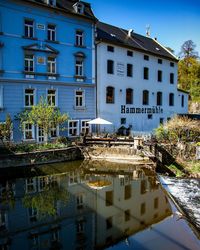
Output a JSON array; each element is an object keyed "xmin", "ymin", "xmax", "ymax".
[{"xmin": 0, "ymin": 147, "xmax": 83, "ymax": 168}]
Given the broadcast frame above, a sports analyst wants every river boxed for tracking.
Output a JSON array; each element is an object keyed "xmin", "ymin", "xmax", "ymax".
[{"xmin": 0, "ymin": 160, "xmax": 199, "ymax": 250}]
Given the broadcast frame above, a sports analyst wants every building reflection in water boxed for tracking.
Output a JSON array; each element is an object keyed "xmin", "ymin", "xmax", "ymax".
[{"xmin": 0, "ymin": 161, "xmax": 171, "ymax": 250}]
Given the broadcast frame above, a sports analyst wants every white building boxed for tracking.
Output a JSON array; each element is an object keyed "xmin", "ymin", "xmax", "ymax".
[{"xmin": 96, "ymin": 22, "xmax": 188, "ymax": 134}]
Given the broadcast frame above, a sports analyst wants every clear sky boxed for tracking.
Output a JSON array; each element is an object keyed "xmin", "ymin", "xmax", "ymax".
[{"xmin": 89, "ymin": 0, "xmax": 200, "ymax": 56}]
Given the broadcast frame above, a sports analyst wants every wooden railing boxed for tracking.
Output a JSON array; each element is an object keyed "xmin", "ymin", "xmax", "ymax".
[{"xmin": 83, "ymin": 137, "xmax": 135, "ymax": 147}]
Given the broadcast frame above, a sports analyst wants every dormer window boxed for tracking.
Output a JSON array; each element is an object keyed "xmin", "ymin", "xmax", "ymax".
[{"xmin": 73, "ymin": 2, "xmax": 84, "ymax": 14}]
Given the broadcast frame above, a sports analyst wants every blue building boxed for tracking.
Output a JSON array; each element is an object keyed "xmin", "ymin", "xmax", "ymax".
[{"xmin": 0, "ymin": 0, "xmax": 96, "ymax": 142}]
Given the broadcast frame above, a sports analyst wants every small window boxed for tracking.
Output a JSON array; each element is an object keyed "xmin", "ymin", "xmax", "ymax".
[
  {"xmin": 157, "ymin": 92, "xmax": 162, "ymax": 106},
  {"xmin": 76, "ymin": 193, "xmax": 84, "ymax": 209},
  {"xmin": 170, "ymin": 73, "xmax": 174, "ymax": 84},
  {"xmin": 148, "ymin": 114, "xmax": 152, "ymax": 119},
  {"xmin": 121, "ymin": 118, "xmax": 126, "ymax": 125},
  {"xmin": 47, "ymin": 56, "xmax": 56, "ymax": 74},
  {"xmin": 47, "ymin": 89, "xmax": 56, "ymax": 106},
  {"xmin": 157, "ymin": 70, "xmax": 162, "ymax": 82},
  {"xmin": 140, "ymin": 203, "xmax": 146, "ymax": 215},
  {"xmin": 143, "ymin": 90, "xmax": 149, "ymax": 105},
  {"xmin": 26, "ymin": 178, "xmax": 36, "ymax": 193},
  {"xmin": 25, "ymin": 89, "xmax": 34, "ymax": 107},
  {"xmin": 47, "ymin": 24, "xmax": 56, "ymax": 41},
  {"xmin": 50, "ymin": 122, "xmax": 58, "ymax": 138},
  {"xmin": 75, "ymin": 90, "xmax": 84, "ymax": 107},
  {"xmin": 169, "ymin": 93, "xmax": 174, "ymax": 106},
  {"xmin": 127, "ymin": 50, "xmax": 133, "ymax": 57},
  {"xmin": 127, "ymin": 64, "xmax": 133, "ymax": 77},
  {"xmin": 68, "ymin": 120, "xmax": 79, "ymax": 136},
  {"xmin": 181, "ymin": 95, "xmax": 184, "ymax": 107},
  {"xmin": 106, "ymin": 86, "xmax": 115, "ymax": 104},
  {"xmin": 105, "ymin": 191, "xmax": 113, "ymax": 206},
  {"xmin": 107, "ymin": 45, "xmax": 114, "ymax": 52},
  {"xmin": 154, "ymin": 197, "xmax": 159, "ymax": 209},
  {"xmin": 107, "ymin": 60, "xmax": 114, "ymax": 74},
  {"xmin": 23, "ymin": 123, "xmax": 34, "ymax": 140},
  {"xmin": 74, "ymin": 2, "xmax": 84, "ymax": 14},
  {"xmin": 75, "ymin": 59, "xmax": 84, "ymax": 76},
  {"xmin": 106, "ymin": 217, "xmax": 113, "ymax": 229},
  {"xmin": 124, "ymin": 185, "xmax": 131, "ymax": 200},
  {"xmin": 25, "ymin": 54, "xmax": 34, "ymax": 72},
  {"xmin": 126, "ymin": 88, "xmax": 133, "ymax": 104},
  {"xmin": 144, "ymin": 55, "xmax": 149, "ymax": 61},
  {"xmin": 75, "ymin": 30, "xmax": 84, "ymax": 46},
  {"xmin": 160, "ymin": 118, "xmax": 164, "ymax": 124},
  {"xmin": 81, "ymin": 120, "xmax": 90, "ymax": 135},
  {"xmin": 124, "ymin": 209, "xmax": 130, "ymax": 221},
  {"xmin": 143, "ymin": 67, "xmax": 149, "ymax": 80},
  {"xmin": 24, "ymin": 19, "xmax": 34, "ymax": 38},
  {"xmin": 170, "ymin": 62, "xmax": 174, "ymax": 67},
  {"xmin": 158, "ymin": 59, "xmax": 162, "ymax": 64}
]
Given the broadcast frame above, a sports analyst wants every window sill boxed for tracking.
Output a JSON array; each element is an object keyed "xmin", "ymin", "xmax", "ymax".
[
  {"xmin": 74, "ymin": 106, "xmax": 86, "ymax": 111},
  {"xmin": 74, "ymin": 44, "xmax": 86, "ymax": 48},
  {"xmin": 22, "ymin": 36, "xmax": 38, "ymax": 40},
  {"xmin": 74, "ymin": 75, "xmax": 86, "ymax": 81},
  {"xmin": 45, "ymin": 39, "xmax": 60, "ymax": 44},
  {"xmin": 23, "ymin": 71, "xmax": 60, "ymax": 77}
]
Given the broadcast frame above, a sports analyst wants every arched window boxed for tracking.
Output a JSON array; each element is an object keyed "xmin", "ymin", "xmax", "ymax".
[
  {"xmin": 143, "ymin": 90, "xmax": 149, "ymax": 105},
  {"xmin": 157, "ymin": 92, "xmax": 162, "ymax": 106},
  {"xmin": 106, "ymin": 86, "xmax": 115, "ymax": 104},
  {"xmin": 169, "ymin": 93, "xmax": 174, "ymax": 106},
  {"xmin": 126, "ymin": 88, "xmax": 133, "ymax": 104}
]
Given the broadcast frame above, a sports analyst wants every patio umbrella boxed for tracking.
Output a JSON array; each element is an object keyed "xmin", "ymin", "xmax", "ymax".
[{"xmin": 87, "ymin": 117, "xmax": 112, "ymax": 134}]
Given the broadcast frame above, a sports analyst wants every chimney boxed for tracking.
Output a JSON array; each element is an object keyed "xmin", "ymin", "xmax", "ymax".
[{"xmin": 128, "ymin": 29, "xmax": 133, "ymax": 37}]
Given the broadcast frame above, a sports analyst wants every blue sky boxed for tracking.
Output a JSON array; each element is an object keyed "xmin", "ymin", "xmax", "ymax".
[{"xmin": 89, "ymin": 0, "xmax": 200, "ymax": 56}]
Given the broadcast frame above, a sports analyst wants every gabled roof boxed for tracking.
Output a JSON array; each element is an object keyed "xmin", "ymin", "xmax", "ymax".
[
  {"xmin": 22, "ymin": 43, "xmax": 59, "ymax": 54},
  {"xmin": 96, "ymin": 22, "xmax": 178, "ymax": 62},
  {"xmin": 24, "ymin": 0, "xmax": 97, "ymax": 21}
]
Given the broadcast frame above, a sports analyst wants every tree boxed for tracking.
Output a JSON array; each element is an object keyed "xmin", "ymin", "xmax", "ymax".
[
  {"xmin": 19, "ymin": 97, "xmax": 68, "ymax": 143},
  {"xmin": 0, "ymin": 114, "xmax": 12, "ymax": 143},
  {"xmin": 179, "ymin": 40, "xmax": 199, "ymax": 59}
]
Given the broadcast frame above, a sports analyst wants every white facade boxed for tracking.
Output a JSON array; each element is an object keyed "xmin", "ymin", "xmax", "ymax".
[{"xmin": 96, "ymin": 41, "xmax": 188, "ymax": 134}]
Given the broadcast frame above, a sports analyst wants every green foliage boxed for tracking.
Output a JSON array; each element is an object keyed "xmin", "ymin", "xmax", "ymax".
[
  {"xmin": 167, "ymin": 164, "xmax": 185, "ymax": 177},
  {"xmin": 23, "ymin": 182, "xmax": 69, "ymax": 218},
  {"xmin": 19, "ymin": 97, "xmax": 68, "ymax": 142},
  {"xmin": 0, "ymin": 114, "xmax": 12, "ymax": 142},
  {"xmin": 155, "ymin": 116, "xmax": 200, "ymax": 143}
]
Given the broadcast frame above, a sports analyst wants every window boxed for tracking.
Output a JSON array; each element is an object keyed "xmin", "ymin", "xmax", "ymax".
[
  {"xmin": 124, "ymin": 209, "xmax": 130, "ymax": 221},
  {"xmin": 124, "ymin": 185, "xmax": 131, "ymax": 200},
  {"xmin": 47, "ymin": 57, "xmax": 56, "ymax": 74},
  {"xmin": 76, "ymin": 220, "xmax": 84, "ymax": 233},
  {"xmin": 47, "ymin": 89, "xmax": 56, "ymax": 106},
  {"xmin": 0, "ymin": 211, "xmax": 7, "ymax": 230},
  {"xmin": 24, "ymin": 19, "xmax": 34, "ymax": 38},
  {"xmin": 81, "ymin": 120, "xmax": 90, "ymax": 135},
  {"xmin": 47, "ymin": 24, "xmax": 56, "ymax": 41},
  {"xmin": 75, "ymin": 30, "xmax": 84, "ymax": 46},
  {"xmin": 143, "ymin": 90, "xmax": 149, "ymax": 105},
  {"xmin": 160, "ymin": 118, "xmax": 164, "ymax": 124},
  {"xmin": 170, "ymin": 62, "xmax": 174, "ymax": 67},
  {"xmin": 141, "ymin": 203, "xmax": 146, "ymax": 215},
  {"xmin": 127, "ymin": 64, "xmax": 133, "ymax": 77},
  {"xmin": 148, "ymin": 114, "xmax": 152, "ymax": 119},
  {"xmin": 50, "ymin": 122, "xmax": 58, "ymax": 138},
  {"xmin": 106, "ymin": 217, "xmax": 113, "ymax": 229},
  {"xmin": 0, "ymin": 86, "xmax": 3, "ymax": 108},
  {"xmin": 29, "ymin": 207, "xmax": 38, "ymax": 222},
  {"xmin": 107, "ymin": 45, "xmax": 114, "ymax": 52},
  {"xmin": 75, "ymin": 59, "xmax": 84, "ymax": 76},
  {"xmin": 76, "ymin": 194, "xmax": 84, "ymax": 209},
  {"xmin": 158, "ymin": 59, "xmax": 162, "ymax": 64},
  {"xmin": 169, "ymin": 93, "xmax": 174, "ymax": 106},
  {"xmin": 126, "ymin": 88, "xmax": 133, "ymax": 104},
  {"xmin": 143, "ymin": 67, "xmax": 149, "ymax": 80},
  {"xmin": 23, "ymin": 123, "xmax": 34, "ymax": 140},
  {"xmin": 75, "ymin": 90, "xmax": 84, "ymax": 107},
  {"xmin": 105, "ymin": 191, "xmax": 113, "ymax": 206},
  {"xmin": 144, "ymin": 55, "xmax": 149, "ymax": 60},
  {"xmin": 25, "ymin": 89, "xmax": 34, "ymax": 107},
  {"xmin": 127, "ymin": 50, "xmax": 133, "ymax": 57},
  {"xmin": 157, "ymin": 70, "xmax": 162, "ymax": 82},
  {"xmin": 170, "ymin": 73, "xmax": 174, "ymax": 84},
  {"xmin": 141, "ymin": 180, "xmax": 147, "ymax": 194},
  {"xmin": 157, "ymin": 92, "xmax": 162, "ymax": 106},
  {"xmin": 74, "ymin": 2, "xmax": 84, "ymax": 14},
  {"xmin": 106, "ymin": 86, "xmax": 115, "ymax": 104},
  {"xmin": 154, "ymin": 197, "xmax": 159, "ymax": 209},
  {"xmin": 38, "ymin": 176, "xmax": 48, "ymax": 191},
  {"xmin": 26, "ymin": 178, "xmax": 36, "ymax": 193},
  {"xmin": 68, "ymin": 120, "xmax": 79, "ymax": 136},
  {"xmin": 121, "ymin": 118, "xmax": 126, "ymax": 125},
  {"xmin": 107, "ymin": 60, "xmax": 114, "ymax": 74},
  {"xmin": 25, "ymin": 54, "xmax": 34, "ymax": 72},
  {"xmin": 181, "ymin": 95, "xmax": 184, "ymax": 107}
]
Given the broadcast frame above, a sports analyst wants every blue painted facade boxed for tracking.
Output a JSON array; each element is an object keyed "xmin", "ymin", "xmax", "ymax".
[{"xmin": 0, "ymin": 0, "xmax": 96, "ymax": 142}]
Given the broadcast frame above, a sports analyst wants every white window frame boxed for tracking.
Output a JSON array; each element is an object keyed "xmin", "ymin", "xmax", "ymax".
[
  {"xmin": 47, "ymin": 57, "xmax": 56, "ymax": 74},
  {"xmin": 25, "ymin": 178, "xmax": 37, "ymax": 193},
  {"xmin": 75, "ymin": 89, "xmax": 85, "ymax": 108},
  {"xmin": 25, "ymin": 54, "xmax": 34, "ymax": 72},
  {"xmin": 23, "ymin": 122, "xmax": 35, "ymax": 141},
  {"xmin": 24, "ymin": 19, "xmax": 34, "ymax": 38},
  {"xmin": 75, "ymin": 30, "xmax": 84, "ymax": 46},
  {"xmin": 68, "ymin": 120, "xmax": 79, "ymax": 137},
  {"xmin": 47, "ymin": 24, "xmax": 56, "ymax": 41},
  {"xmin": 24, "ymin": 88, "xmax": 35, "ymax": 107},
  {"xmin": 0, "ymin": 86, "xmax": 3, "ymax": 108},
  {"xmin": 75, "ymin": 59, "xmax": 83, "ymax": 76},
  {"xmin": 81, "ymin": 120, "xmax": 90, "ymax": 135},
  {"xmin": 47, "ymin": 89, "xmax": 56, "ymax": 107},
  {"xmin": 38, "ymin": 176, "xmax": 48, "ymax": 191},
  {"xmin": 76, "ymin": 193, "xmax": 84, "ymax": 209},
  {"xmin": 50, "ymin": 122, "xmax": 59, "ymax": 139},
  {"xmin": 36, "ymin": 125, "xmax": 45, "ymax": 143},
  {"xmin": 28, "ymin": 207, "xmax": 38, "ymax": 222}
]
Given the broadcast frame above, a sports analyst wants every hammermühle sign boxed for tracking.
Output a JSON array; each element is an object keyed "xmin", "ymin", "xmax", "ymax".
[{"xmin": 121, "ymin": 105, "xmax": 163, "ymax": 114}]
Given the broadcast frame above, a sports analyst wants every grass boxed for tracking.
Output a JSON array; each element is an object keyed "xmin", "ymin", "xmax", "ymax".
[{"xmin": 167, "ymin": 164, "xmax": 186, "ymax": 177}]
